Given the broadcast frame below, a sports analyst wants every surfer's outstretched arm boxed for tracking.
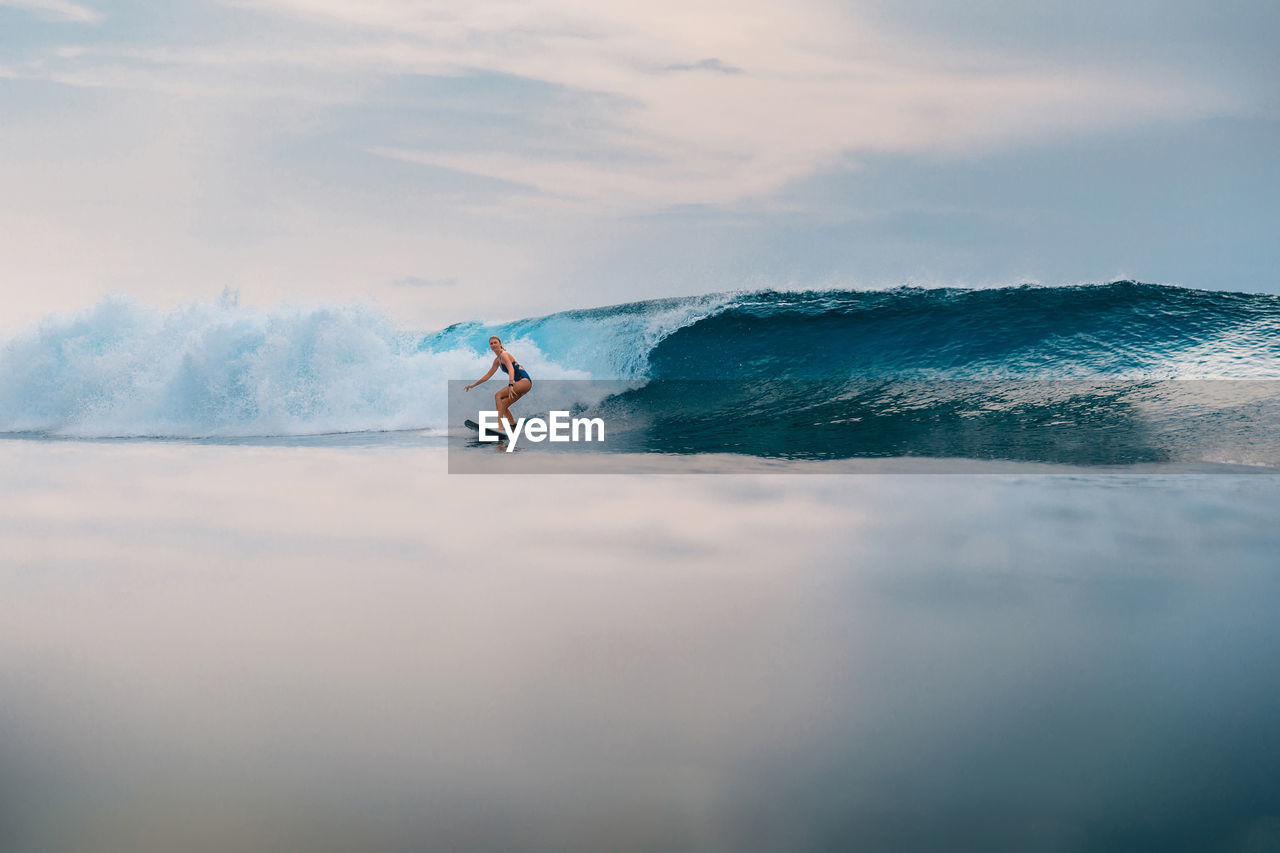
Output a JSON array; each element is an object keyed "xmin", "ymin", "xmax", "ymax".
[{"xmin": 465, "ymin": 358, "xmax": 500, "ymax": 391}]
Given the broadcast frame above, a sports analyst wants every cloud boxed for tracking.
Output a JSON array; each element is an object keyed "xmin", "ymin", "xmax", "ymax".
[
  {"xmin": 202, "ymin": 0, "xmax": 1236, "ymax": 211},
  {"xmin": 391, "ymin": 275, "xmax": 458, "ymax": 288},
  {"xmin": 665, "ymin": 58, "xmax": 741, "ymax": 74},
  {"xmin": 13, "ymin": 0, "xmax": 1239, "ymax": 215},
  {"xmin": 0, "ymin": 0, "xmax": 102, "ymax": 23}
]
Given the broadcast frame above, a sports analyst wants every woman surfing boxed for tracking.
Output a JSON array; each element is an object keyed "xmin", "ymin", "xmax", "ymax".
[{"xmin": 464, "ymin": 335, "xmax": 532, "ymax": 434}]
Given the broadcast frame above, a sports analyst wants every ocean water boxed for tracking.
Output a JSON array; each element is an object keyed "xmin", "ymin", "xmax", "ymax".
[
  {"xmin": 3, "ymin": 283, "xmax": 1280, "ymax": 851},
  {"xmin": 3, "ymin": 282, "xmax": 1279, "ymax": 463}
]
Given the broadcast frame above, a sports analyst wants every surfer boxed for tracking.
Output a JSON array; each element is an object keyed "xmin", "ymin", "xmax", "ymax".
[{"xmin": 464, "ymin": 335, "xmax": 532, "ymax": 431}]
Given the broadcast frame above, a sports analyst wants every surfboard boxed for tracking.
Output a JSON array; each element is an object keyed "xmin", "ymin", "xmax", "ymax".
[{"xmin": 465, "ymin": 419, "xmax": 508, "ymax": 439}]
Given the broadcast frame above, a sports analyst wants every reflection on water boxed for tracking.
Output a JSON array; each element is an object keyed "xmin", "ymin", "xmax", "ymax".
[{"xmin": 2, "ymin": 442, "xmax": 1280, "ymax": 851}]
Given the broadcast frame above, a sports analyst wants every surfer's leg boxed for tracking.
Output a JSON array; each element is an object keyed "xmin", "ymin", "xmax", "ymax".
[
  {"xmin": 495, "ymin": 388, "xmax": 516, "ymax": 435},
  {"xmin": 495, "ymin": 380, "xmax": 531, "ymax": 431}
]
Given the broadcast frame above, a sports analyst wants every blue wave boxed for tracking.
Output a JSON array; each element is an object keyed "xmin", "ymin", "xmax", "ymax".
[
  {"xmin": 3, "ymin": 282, "xmax": 1279, "ymax": 451},
  {"xmin": 432, "ymin": 281, "xmax": 1280, "ymax": 381},
  {"xmin": 444, "ymin": 281, "xmax": 1280, "ymax": 465}
]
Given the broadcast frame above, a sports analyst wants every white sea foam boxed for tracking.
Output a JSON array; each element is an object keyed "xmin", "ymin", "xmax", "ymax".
[
  {"xmin": 0, "ymin": 297, "xmax": 584, "ymax": 438},
  {"xmin": 421, "ymin": 291, "xmax": 736, "ymax": 380}
]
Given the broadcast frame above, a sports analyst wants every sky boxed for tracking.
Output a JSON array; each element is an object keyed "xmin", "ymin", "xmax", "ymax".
[{"xmin": 2, "ymin": 0, "xmax": 1278, "ymax": 331}]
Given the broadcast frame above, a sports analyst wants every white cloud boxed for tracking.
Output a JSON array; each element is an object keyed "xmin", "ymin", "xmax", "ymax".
[
  {"xmin": 0, "ymin": 0, "xmax": 102, "ymax": 23},
  {"xmin": 201, "ymin": 0, "xmax": 1234, "ymax": 210},
  {"xmin": 13, "ymin": 0, "xmax": 1238, "ymax": 214}
]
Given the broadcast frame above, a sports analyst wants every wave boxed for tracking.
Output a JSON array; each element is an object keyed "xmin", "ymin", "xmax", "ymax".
[
  {"xmin": 3, "ymin": 282, "xmax": 1279, "ymax": 442},
  {"xmin": 424, "ymin": 281, "xmax": 1280, "ymax": 381},
  {"xmin": 639, "ymin": 282, "xmax": 1280, "ymax": 380},
  {"xmin": 0, "ymin": 297, "xmax": 470, "ymax": 438},
  {"xmin": 418, "ymin": 290, "xmax": 734, "ymax": 379}
]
